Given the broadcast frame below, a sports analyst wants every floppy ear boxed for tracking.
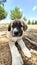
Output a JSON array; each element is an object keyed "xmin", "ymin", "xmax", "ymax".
[
  {"xmin": 23, "ymin": 22, "xmax": 28, "ymax": 31},
  {"xmin": 8, "ymin": 23, "xmax": 11, "ymax": 31}
]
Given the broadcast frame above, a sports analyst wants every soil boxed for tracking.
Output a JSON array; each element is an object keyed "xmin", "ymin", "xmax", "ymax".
[{"xmin": 0, "ymin": 29, "xmax": 37, "ymax": 65}]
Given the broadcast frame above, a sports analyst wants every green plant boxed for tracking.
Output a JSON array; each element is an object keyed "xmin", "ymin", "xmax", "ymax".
[
  {"xmin": 0, "ymin": 4, "xmax": 7, "ymax": 20},
  {"xmin": 35, "ymin": 20, "xmax": 37, "ymax": 24},
  {"xmin": 0, "ymin": 0, "xmax": 7, "ymax": 5},
  {"xmin": 10, "ymin": 7, "xmax": 23, "ymax": 20},
  {"xmin": 32, "ymin": 20, "xmax": 35, "ymax": 25},
  {"xmin": 27, "ymin": 20, "xmax": 31, "ymax": 24},
  {"xmin": 23, "ymin": 16, "xmax": 27, "ymax": 21},
  {"xmin": 32, "ymin": 22, "xmax": 35, "ymax": 25}
]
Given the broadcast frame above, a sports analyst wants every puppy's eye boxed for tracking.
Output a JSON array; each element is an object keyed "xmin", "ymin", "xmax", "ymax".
[
  {"xmin": 12, "ymin": 23, "xmax": 14, "ymax": 27},
  {"xmin": 20, "ymin": 24, "xmax": 22, "ymax": 27},
  {"xmin": 12, "ymin": 25, "xmax": 14, "ymax": 27},
  {"xmin": 12, "ymin": 24, "xmax": 13, "ymax": 26},
  {"xmin": 12, "ymin": 24, "xmax": 16, "ymax": 28},
  {"xmin": 18, "ymin": 23, "xmax": 22, "ymax": 27}
]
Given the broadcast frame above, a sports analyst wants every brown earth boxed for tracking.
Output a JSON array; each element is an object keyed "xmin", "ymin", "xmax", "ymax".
[{"xmin": 0, "ymin": 29, "xmax": 37, "ymax": 65}]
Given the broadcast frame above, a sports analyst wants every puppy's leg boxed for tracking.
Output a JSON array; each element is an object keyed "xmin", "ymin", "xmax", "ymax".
[
  {"xmin": 17, "ymin": 39, "xmax": 31, "ymax": 58},
  {"xmin": 9, "ymin": 42, "xmax": 23, "ymax": 65}
]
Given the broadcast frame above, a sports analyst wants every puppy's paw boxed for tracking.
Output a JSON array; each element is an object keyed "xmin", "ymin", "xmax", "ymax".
[
  {"xmin": 22, "ymin": 47, "xmax": 31, "ymax": 58},
  {"xmin": 12, "ymin": 56, "xmax": 23, "ymax": 65},
  {"xmin": 12, "ymin": 45, "xmax": 23, "ymax": 65},
  {"xmin": 17, "ymin": 39, "xmax": 31, "ymax": 58}
]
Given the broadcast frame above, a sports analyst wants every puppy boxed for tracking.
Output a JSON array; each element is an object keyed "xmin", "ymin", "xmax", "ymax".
[{"xmin": 8, "ymin": 19, "xmax": 31, "ymax": 65}]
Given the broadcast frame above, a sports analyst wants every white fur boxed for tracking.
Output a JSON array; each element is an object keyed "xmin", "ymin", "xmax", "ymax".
[
  {"xmin": 17, "ymin": 39, "xmax": 31, "ymax": 58},
  {"xmin": 9, "ymin": 41, "xmax": 23, "ymax": 65},
  {"xmin": 14, "ymin": 28, "xmax": 18, "ymax": 32}
]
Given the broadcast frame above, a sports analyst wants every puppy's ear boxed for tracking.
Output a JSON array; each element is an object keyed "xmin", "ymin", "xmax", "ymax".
[
  {"xmin": 8, "ymin": 23, "xmax": 11, "ymax": 31},
  {"xmin": 23, "ymin": 22, "xmax": 28, "ymax": 31}
]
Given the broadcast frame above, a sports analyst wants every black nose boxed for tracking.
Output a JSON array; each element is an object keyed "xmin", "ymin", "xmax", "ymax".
[{"xmin": 14, "ymin": 31, "xmax": 19, "ymax": 36}]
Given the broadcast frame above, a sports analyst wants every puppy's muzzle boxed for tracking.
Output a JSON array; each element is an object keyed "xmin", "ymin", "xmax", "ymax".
[
  {"xmin": 14, "ymin": 28, "xmax": 19, "ymax": 35},
  {"xmin": 13, "ymin": 28, "xmax": 23, "ymax": 37}
]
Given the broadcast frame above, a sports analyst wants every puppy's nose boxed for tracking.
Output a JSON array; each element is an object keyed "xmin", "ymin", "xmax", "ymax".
[
  {"xmin": 14, "ymin": 28, "xmax": 19, "ymax": 35},
  {"xmin": 14, "ymin": 31, "xmax": 18, "ymax": 35}
]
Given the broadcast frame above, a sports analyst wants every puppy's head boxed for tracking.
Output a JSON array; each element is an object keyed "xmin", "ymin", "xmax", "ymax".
[{"xmin": 8, "ymin": 19, "xmax": 27, "ymax": 37}]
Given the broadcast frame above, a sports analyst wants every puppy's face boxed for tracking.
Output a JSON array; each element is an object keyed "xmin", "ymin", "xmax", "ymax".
[
  {"xmin": 8, "ymin": 20, "xmax": 27, "ymax": 37},
  {"xmin": 12, "ymin": 22, "xmax": 23, "ymax": 36}
]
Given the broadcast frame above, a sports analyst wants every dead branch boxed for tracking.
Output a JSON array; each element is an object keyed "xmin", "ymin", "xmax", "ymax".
[{"xmin": 25, "ymin": 37, "xmax": 37, "ymax": 46}]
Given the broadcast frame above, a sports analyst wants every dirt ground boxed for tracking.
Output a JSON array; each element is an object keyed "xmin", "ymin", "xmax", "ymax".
[{"xmin": 0, "ymin": 29, "xmax": 37, "ymax": 65}]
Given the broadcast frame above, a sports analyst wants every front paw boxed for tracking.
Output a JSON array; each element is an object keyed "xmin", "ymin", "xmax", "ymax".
[
  {"xmin": 17, "ymin": 39, "xmax": 31, "ymax": 58},
  {"xmin": 12, "ymin": 56, "xmax": 23, "ymax": 65},
  {"xmin": 12, "ymin": 45, "xmax": 23, "ymax": 65},
  {"xmin": 22, "ymin": 47, "xmax": 31, "ymax": 58}
]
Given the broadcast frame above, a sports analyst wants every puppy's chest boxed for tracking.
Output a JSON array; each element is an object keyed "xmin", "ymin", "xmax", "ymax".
[
  {"xmin": 9, "ymin": 42, "xmax": 15, "ymax": 52},
  {"xmin": 9, "ymin": 42, "xmax": 19, "ymax": 55}
]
